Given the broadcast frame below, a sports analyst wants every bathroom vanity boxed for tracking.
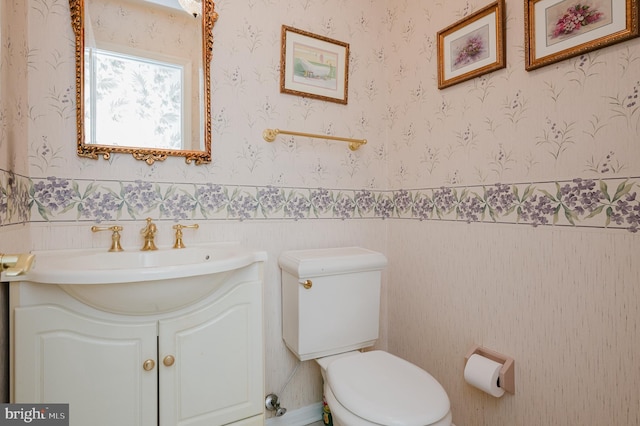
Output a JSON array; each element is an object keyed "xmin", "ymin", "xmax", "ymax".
[{"xmin": 6, "ymin": 244, "xmax": 267, "ymax": 426}]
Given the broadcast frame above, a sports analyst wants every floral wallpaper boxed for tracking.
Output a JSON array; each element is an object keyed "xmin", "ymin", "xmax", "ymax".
[
  {"xmin": 1, "ymin": 0, "xmax": 640, "ymax": 423},
  {"xmin": 0, "ymin": 0, "xmax": 639, "ymax": 232},
  {"xmin": 1, "ymin": 171, "xmax": 638, "ymax": 233}
]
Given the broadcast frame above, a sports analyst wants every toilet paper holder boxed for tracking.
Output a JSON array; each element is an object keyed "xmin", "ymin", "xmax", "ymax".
[{"xmin": 465, "ymin": 345, "xmax": 515, "ymax": 394}]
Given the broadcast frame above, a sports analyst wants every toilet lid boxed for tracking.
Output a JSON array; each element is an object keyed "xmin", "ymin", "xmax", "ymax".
[{"xmin": 326, "ymin": 351, "xmax": 450, "ymax": 426}]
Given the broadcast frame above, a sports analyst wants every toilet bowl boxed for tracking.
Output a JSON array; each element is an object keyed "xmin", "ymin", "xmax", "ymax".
[
  {"xmin": 317, "ymin": 351, "xmax": 452, "ymax": 426},
  {"xmin": 278, "ymin": 247, "xmax": 453, "ymax": 426}
]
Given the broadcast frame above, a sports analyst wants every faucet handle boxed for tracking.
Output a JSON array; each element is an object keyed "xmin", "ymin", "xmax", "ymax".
[
  {"xmin": 91, "ymin": 225, "xmax": 124, "ymax": 252},
  {"xmin": 172, "ymin": 223, "xmax": 199, "ymax": 249}
]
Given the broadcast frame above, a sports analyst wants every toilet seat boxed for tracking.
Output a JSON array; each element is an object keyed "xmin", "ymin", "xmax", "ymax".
[
  {"xmin": 323, "ymin": 383, "xmax": 452, "ymax": 426},
  {"xmin": 324, "ymin": 351, "xmax": 450, "ymax": 426}
]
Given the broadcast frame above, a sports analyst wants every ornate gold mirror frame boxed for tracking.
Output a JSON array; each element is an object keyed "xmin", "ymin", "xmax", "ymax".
[{"xmin": 69, "ymin": 0, "xmax": 216, "ymax": 165}]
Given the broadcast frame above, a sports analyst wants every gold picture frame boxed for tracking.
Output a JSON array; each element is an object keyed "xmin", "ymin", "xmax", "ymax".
[
  {"xmin": 525, "ymin": 0, "xmax": 639, "ymax": 71},
  {"xmin": 437, "ymin": 0, "xmax": 506, "ymax": 89},
  {"xmin": 280, "ymin": 25, "xmax": 349, "ymax": 104}
]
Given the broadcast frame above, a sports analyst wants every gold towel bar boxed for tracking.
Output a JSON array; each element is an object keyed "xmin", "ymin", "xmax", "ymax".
[{"xmin": 262, "ymin": 128, "xmax": 367, "ymax": 151}]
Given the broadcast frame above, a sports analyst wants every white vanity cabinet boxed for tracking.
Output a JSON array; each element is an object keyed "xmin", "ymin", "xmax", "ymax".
[
  {"xmin": 9, "ymin": 260, "xmax": 265, "ymax": 426},
  {"xmin": 158, "ymin": 279, "xmax": 263, "ymax": 426}
]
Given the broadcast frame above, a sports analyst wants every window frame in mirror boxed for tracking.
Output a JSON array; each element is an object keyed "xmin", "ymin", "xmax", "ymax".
[{"xmin": 69, "ymin": 0, "xmax": 216, "ymax": 165}]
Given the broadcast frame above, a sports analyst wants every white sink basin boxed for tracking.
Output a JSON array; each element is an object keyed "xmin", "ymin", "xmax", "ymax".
[{"xmin": 12, "ymin": 243, "xmax": 267, "ymax": 315}]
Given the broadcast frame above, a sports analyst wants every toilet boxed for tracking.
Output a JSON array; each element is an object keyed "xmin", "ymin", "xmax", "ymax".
[{"xmin": 279, "ymin": 247, "xmax": 452, "ymax": 426}]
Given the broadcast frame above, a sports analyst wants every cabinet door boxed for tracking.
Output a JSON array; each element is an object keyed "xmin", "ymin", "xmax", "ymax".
[
  {"xmin": 14, "ymin": 305, "xmax": 158, "ymax": 426},
  {"xmin": 158, "ymin": 280, "xmax": 263, "ymax": 426}
]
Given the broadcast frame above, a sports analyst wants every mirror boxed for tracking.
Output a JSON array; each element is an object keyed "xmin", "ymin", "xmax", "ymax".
[{"xmin": 69, "ymin": 0, "xmax": 217, "ymax": 165}]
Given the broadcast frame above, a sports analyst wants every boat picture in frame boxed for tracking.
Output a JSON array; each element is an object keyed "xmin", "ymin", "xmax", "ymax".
[{"xmin": 280, "ymin": 25, "xmax": 349, "ymax": 104}]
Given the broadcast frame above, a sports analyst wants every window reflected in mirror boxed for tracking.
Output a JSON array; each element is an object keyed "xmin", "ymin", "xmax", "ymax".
[
  {"xmin": 85, "ymin": 48, "xmax": 192, "ymax": 150},
  {"xmin": 70, "ymin": 0, "xmax": 215, "ymax": 164}
]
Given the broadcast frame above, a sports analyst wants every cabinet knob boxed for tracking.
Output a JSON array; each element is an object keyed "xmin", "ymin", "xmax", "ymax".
[
  {"xmin": 301, "ymin": 279, "xmax": 312, "ymax": 289},
  {"xmin": 163, "ymin": 355, "xmax": 175, "ymax": 367},
  {"xmin": 143, "ymin": 359, "xmax": 155, "ymax": 371}
]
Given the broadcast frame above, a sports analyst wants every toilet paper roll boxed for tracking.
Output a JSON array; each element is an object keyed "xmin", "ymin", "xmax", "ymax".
[{"xmin": 464, "ymin": 354, "xmax": 505, "ymax": 397}]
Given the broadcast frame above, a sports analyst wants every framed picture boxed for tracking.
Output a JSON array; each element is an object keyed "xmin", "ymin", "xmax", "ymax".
[
  {"xmin": 437, "ymin": 0, "xmax": 506, "ymax": 89},
  {"xmin": 525, "ymin": 0, "xmax": 639, "ymax": 71},
  {"xmin": 280, "ymin": 25, "xmax": 349, "ymax": 104}
]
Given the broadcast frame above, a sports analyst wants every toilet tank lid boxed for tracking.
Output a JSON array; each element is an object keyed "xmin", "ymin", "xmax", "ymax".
[{"xmin": 278, "ymin": 247, "xmax": 387, "ymax": 278}]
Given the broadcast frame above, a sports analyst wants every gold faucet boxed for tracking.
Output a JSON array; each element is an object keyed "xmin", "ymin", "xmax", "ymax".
[
  {"xmin": 140, "ymin": 218, "xmax": 158, "ymax": 251},
  {"xmin": 91, "ymin": 225, "xmax": 124, "ymax": 252},
  {"xmin": 0, "ymin": 253, "xmax": 36, "ymax": 277},
  {"xmin": 173, "ymin": 223, "xmax": 199, "ymax": 249}
]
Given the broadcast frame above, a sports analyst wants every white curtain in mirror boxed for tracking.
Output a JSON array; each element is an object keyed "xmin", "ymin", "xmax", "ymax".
[{"xmin": 85, "ymin": 47, "xmax": 188, "ymax": 149}]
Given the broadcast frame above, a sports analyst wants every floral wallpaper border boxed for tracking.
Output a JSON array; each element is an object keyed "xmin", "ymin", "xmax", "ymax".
[{"xmin": 1, "ymin": 170, "xmax": 639, "ymax": 233}]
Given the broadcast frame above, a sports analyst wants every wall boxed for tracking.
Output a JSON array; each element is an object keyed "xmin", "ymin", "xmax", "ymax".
[
  {"xmin": 0, "ymin": 0, "xmax": 639, "ymax": 425},
  {"xmin": 1, "ymin": 0, "xmax": 30, "ymax": 405},
  {"xmin": 0, "ymin": 0, "xmax": 30, "ymax": 235},
  {"xmin": 0, "ymin": 0, "xmax": 390, "ymax": 416},
  {"xmin": 388, "ymin": 222, "xmax": 640, "ymax": 425},
  {"xmin": 384, "ymin": 1, "xmax": 640, "ymax": 425}
]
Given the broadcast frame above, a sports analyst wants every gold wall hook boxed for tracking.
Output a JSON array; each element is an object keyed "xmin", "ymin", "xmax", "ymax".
[{"xmin": 263, "ymin": 128, "xmax": 367, "ymax": 151}]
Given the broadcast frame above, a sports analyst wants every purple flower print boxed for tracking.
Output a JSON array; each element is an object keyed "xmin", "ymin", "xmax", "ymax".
[
  {"xmin": 11, "ymin": 178, "xmax": 31, "ymax": 224},
  {"xmin": 122, "ymin": 181, "xmax": 159, "ymax": 215},
  {"xmin": 0, "ymin": 187, "xmax": 7, "ymax": 219},
  {"xmin": 31, "ymin": 177, "xmax": 76, "ymax": 219},
  {"xmin": 258, "ymin": 186, "xmax": 285, "ymax": 216},
  {"xmin": 453, "ymin": 35, "xmax": 485, "ymax": 68},
  {"xmin": 79, "ymin": 191, "xmax": 120, "ymax": 222},
  {"xmin": 485, "ymin": 184, "xmax": 516, "ymax": 216},
  {"xmin": 479, "ymin": 183, "xmax": 517, "ymax": 223},
  {"xmin": 393, "ymin": 190, "xmax": 413, "ymax": 215},
  {"xmin": 433, "ymin": 187, "xmax": 456, "ymax": 216},
  {"xmin": 520, "ymin": 194, "xmax": 555, "ymax": 227},
  {"xmin": 412, "ymin": 193, "xmax": 434, "ymax": 221},
  {"xmin": 160, "ymin": 192, "xmax": 196, "ymax": 220},
  {"xmin": 14, "ymin": 175, "xmax": 640, "ymax": 233},
  {"xmin": 355, "ymin": 190, "xmax": 375, "ymax": 215},
  {"xmin": 559, "ymin": 178, "xmax": 604, "ymax": 217},
  {"xmin": 310, "ymin": 188, "xmax": 334, "ymax": 214},
  {"xmin": 195, "ymin": 184, "xmax": 229, "ymax": 216},
  {"xmin": 613, "ymin": 192, "xmax": 639, "ymax": 233},
  {"xmin": 333, "ymin": 195, "xmax": 356, "ymax": 220},
  {"xmin": 602, "ymin": 180, "xmax": 639, "ymax": 233},
  {"xmin": 32, "ymin": 177, "xmax": 74, "ymax": 212},
  {"xmin": 227, "ymin": 193, "xmax": 258, "ymax": 221},
  {"xmin": 375, "ymin": 196, "xmax": 394, "ymax": 219},
  {"xmin": 552, "ymin": 4, "xmax": 603, "ymax": 38},
  {"xmin": 626, "ymin": 81, "xmax": 639, "ymax": 108},
  {"xmin": 457, "ymin": 194, "xmax": 483, "ymax": 223},
  {"xmin": 284, "ymin": 194, "xmax": 311, "ymax": 220}
]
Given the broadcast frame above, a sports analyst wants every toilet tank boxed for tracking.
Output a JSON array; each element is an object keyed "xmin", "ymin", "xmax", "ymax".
[{"xmin": 278, "ymin": 247, "xmax": 387, "ymax": 361}]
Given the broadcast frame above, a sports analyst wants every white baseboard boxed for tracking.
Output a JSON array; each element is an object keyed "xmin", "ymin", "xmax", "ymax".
[{"xmin": 265, "ymin": 402, "xmax": 323, "ymax": 426}]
